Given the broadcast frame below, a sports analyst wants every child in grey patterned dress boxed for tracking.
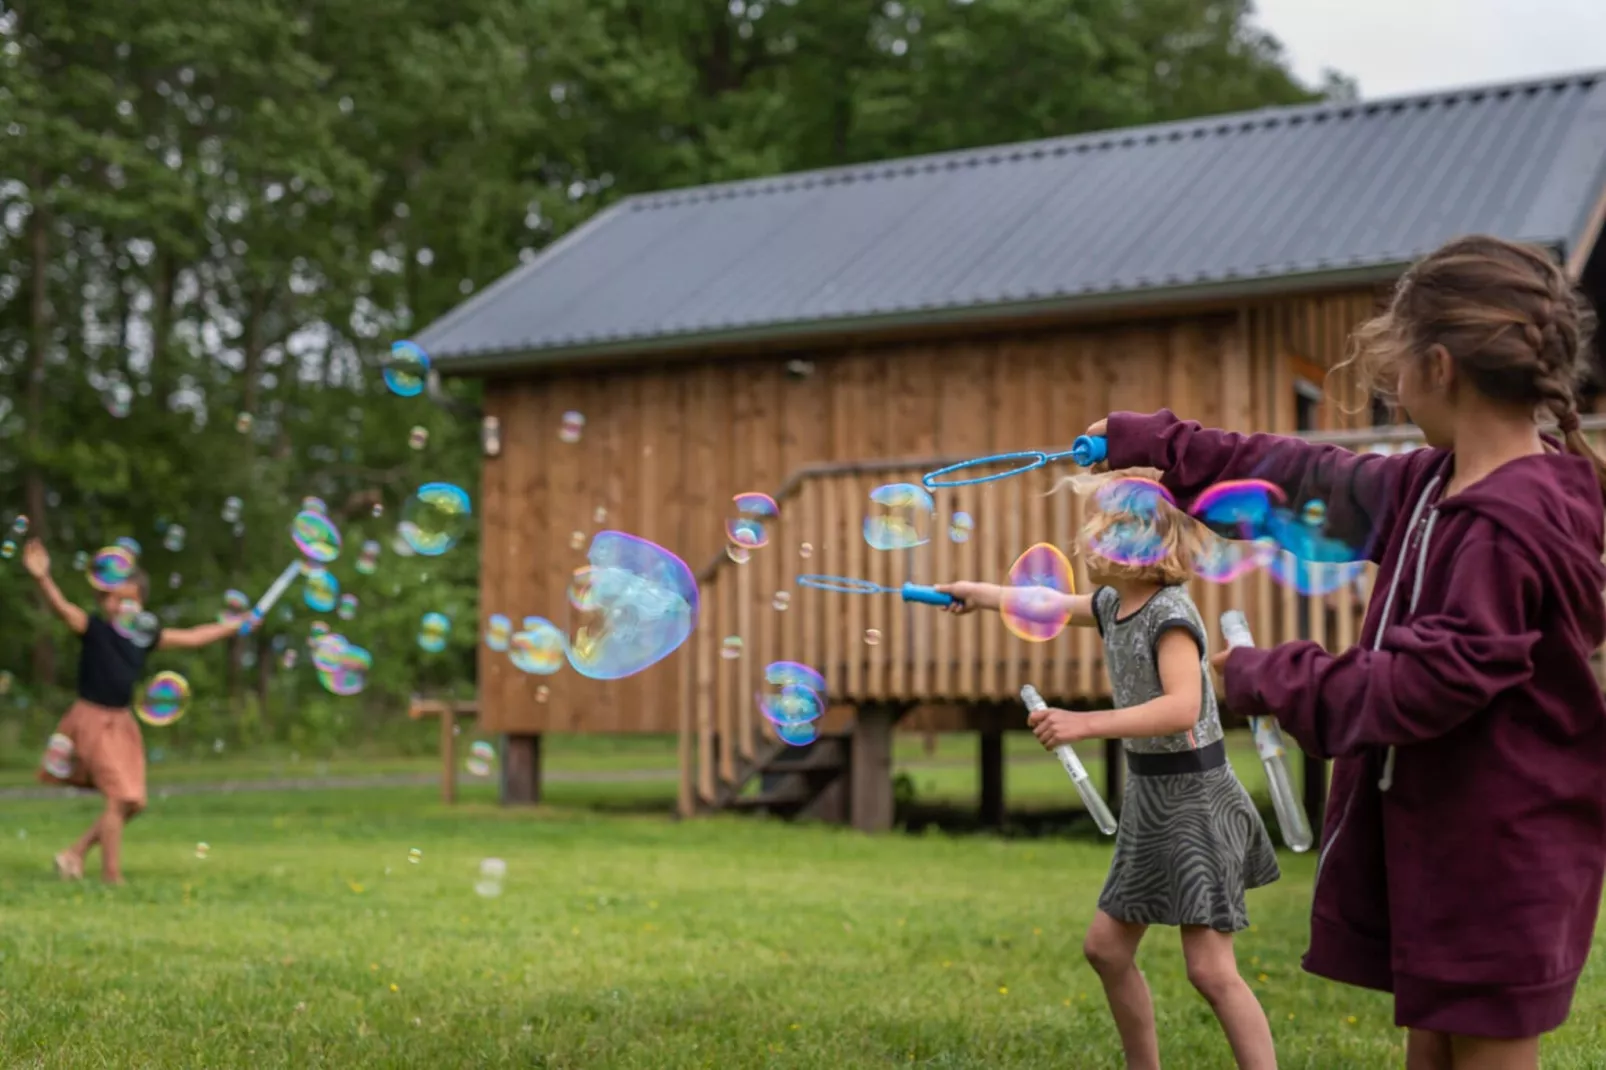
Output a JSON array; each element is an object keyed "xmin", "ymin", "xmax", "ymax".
[{"xmin": 937, "ymin": 472, "xmax": 1279, "ymax": 1070}]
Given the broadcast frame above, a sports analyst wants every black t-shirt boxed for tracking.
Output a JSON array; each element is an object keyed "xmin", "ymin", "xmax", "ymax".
[{"xmin": 77, "ymin": 615, "xmax": 160, "ymax": 709}]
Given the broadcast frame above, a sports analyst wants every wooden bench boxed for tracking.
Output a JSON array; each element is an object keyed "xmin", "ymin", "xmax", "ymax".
[{"xmin": 407, "ymin": 696, "xmax": 480, "ymax": 804}]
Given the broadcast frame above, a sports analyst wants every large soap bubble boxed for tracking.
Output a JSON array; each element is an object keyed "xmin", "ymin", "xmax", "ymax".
[
  {"xmin": 863, "ymin": 483, "xmax": 934, "ymax": 551},
  {"xmin": 564, "ymin": 531, "xmax": 698, "ymax": 681},
  {"xmin": 291, "ymin": 509, "xmax": 342, "ymax": 563},
  {"xmin": 1001, "ymin": 543, "xmax": 1075, "ymax": 643},
  {"xmin": 398, "ymin": 482, "xmax": 472, "ymax": 557}
]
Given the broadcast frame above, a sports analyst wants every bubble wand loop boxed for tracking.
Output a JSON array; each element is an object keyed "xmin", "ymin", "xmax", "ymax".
[
  {"xmin": 1219, "ymin": 611, "xmax": 1314, "ymax": 853},
  {"xmin": 794, "ymin": 574, "xmax": 955, "ymax": 606},
  {"xmin": 921, "ymin": 435, "xmax": 1107, "ymax": 490},
  {"xmin": 238, "ymin": 561, "xmax": 301, "ymax": 638},
  {"xmin": 1020, "ymin": 684, "xmax": 1117, "ymax": 835}
]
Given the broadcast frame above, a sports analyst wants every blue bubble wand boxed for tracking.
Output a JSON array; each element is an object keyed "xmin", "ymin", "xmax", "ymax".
[
  {"xmin": 921, "ymin": 435, "xmax": 1106, "ymax": 489},
  {"xmin": 795, "ymin": 574, "xmax": 955, "ymax": 607},
  {"xmin": 238, "ymin": 561, "xmax": 301, "ymax": 637}
]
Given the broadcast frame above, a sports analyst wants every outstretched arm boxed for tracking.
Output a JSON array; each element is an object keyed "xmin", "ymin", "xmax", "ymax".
[
  {"xmin": 159, "ymin": 619, "xmax": 242, "ymax": 651},
  {"xmin": 23, "ymin": 539, "xmax": 88, "ymax": 635},
  {"xmin": 934, "ymin": 581, "xmax": 1095, "ymax": 627},
  {"xmin": 1223, "ymin": 532, "xmax": 1539, "ymax": 758},
  {"xmin": 1103, "ymin": 409, "xmax": 1426, "ymax": 562},
  {"xmin": 1030, "ymin": 629, "xmax": 1202, "ymax": 744}
]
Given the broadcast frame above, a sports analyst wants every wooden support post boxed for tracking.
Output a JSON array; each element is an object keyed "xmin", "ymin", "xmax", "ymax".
[
  {"xmin": 1103, "ymin": 737, "xmax": 1124, "ymax": 815},
  {"xmin": 440, "ymin": 708, "xmax": 457, "ymax": 805},
  {"xmin": 978, "ymin": 727, "xmax": 1005, "ymax": 827},
  {"xmin": 1303, "ymin": 752, "xmax": 1327, "ymax": 835},
  {"xmin": 502, "ymin": 734, "xmax": 542, "ymax": 806},
  {"xmin": 850, "ymin": 704, "xmax": 897, "ymax": 833}
]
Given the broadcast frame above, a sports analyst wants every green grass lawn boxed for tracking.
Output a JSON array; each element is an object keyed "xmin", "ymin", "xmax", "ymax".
[{"xmin": 4, "ymin": 783, "xmax": 1605, "ymax": 1069}]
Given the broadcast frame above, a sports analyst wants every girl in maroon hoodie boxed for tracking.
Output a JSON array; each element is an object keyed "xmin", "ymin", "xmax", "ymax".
[{"xmin": 1090, "ymin": 235, "xmax": 1606, "ymax": 1070}]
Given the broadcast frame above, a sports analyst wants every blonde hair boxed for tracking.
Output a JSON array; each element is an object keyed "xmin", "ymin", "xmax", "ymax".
[{"xmin": 1051, "ymin": 469, "xmax": 1205, "ymax": 586}]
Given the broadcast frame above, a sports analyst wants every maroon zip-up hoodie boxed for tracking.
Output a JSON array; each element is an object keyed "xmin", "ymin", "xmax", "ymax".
[{"xmin": 1107, "ymin": 409, "xmax": 1606, "ymax": 1038}]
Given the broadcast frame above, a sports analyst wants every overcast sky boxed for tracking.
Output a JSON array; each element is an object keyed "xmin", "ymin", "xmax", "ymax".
[{"xmin": 1250, "ymin": 0, "xmax": 1606, "ymax": 99}]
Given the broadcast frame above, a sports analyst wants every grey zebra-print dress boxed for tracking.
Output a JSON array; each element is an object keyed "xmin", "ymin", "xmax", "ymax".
[{"xmin": 1092, "ymin": 586, "xmax": 1279, "ymax": 933}]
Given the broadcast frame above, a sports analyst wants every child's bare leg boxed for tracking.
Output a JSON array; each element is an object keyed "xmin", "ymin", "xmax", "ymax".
[
  {"xmin": 94, "ymin": 799, "xmax": 142, "ymax": 884},
  {"xmin": 1448, "ymin": 1035, "xmax": 1539, "ymax": 1070},
  {"xmin": 1179, "ymin": 926, "xmax": 1277, "ymax": 1069},
  {"xmin": 1407, "ymin": 1030, "xmax": 1452, "ymax": 1070},
  {"xmin": 1084, "ymin": 910, "xmax": 1160, "ymax": 1070}
]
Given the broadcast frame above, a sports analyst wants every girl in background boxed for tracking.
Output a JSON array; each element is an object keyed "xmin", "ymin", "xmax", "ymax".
[
  {"xmin": 1090, "ymin": 235, "xmax": 1606, "ymax": 1070},
  {"xmin": 938, "ymin": 472, "xmax": 1279, "ymax": 1070}
]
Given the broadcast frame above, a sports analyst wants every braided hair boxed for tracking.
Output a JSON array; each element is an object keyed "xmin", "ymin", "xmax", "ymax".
[{"xmin": 1346, "ymin": 235, "xmax": 1604, "ymax": 489}]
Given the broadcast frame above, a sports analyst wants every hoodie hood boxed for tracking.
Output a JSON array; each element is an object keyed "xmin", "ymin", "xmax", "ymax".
[{"xmin": 1435, "ymin": 447, "xmax": 1606, "ymax": 647}]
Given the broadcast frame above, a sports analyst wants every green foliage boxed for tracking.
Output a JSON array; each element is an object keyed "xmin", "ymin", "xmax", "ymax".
[{"xmin": 1, "ymin": 0, "xmax": 1320, "ymax": 744}]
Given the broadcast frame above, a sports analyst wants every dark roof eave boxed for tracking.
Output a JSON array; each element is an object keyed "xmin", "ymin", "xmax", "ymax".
[{"xmin": 431, "ymin": 258, "xmax": 1421, "ymax": 377}]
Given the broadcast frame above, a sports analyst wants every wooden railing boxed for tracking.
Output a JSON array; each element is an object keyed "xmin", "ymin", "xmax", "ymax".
[{"xmin": 677, "ymin": 418, "xmax": 1606, "ymax": 816}]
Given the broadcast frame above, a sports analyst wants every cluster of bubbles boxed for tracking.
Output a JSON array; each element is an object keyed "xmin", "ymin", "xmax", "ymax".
[
  {"xmin": 464, "ymin": 739, "xmax": 497, "ymax": 778},
  {"xmin": 1, "ymin": 515, "xmax": 27, "ymax": 558},
  {"xmin": 311, "ymin": 632, "xmax": 373, "ymax": 696},
  {"xmin": 758, "ymin": 661, "xmax": 827, "ymax": 747},
  {"xmin": 863, "ymin": 483, "xmax": 934, "ymax": 550},
  {"xmin": 1188, "ymin": 480, "xmax": 1365, "ymax": 595}
]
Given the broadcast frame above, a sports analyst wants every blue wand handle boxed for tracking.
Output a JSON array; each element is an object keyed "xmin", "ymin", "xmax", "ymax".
[
  {"xmin": 901, "ymin": 583, "xmax": 955, "ymax": 607},
  {"xmin": 1070, "ymin": 435, "xmax": 1107, "ymax": 466}
]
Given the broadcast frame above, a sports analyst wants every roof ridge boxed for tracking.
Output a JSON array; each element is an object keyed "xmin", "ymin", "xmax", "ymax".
[{"xmin": 630, "ymin": 68, "xmax": 1606, "ymax": 211}]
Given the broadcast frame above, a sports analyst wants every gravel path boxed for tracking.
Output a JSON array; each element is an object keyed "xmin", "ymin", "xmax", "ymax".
[{"xmin": 0, "ymin": 767, "xmax": 677, "ymax": 801}]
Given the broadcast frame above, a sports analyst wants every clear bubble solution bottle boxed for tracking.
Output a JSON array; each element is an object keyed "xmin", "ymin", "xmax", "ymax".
[
  {"xmin": 1220, "ymin": 610, "xmax": 1314, "ymax": 852},
  {"xmin": 1019, "ymin": 684, "xmax": 1118, "ymax": 835}
]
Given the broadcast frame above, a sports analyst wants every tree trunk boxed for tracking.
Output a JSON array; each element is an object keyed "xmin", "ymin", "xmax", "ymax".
[{"xmin": 25, "ymin": 183, "xmax": 56, "ymax": 685}]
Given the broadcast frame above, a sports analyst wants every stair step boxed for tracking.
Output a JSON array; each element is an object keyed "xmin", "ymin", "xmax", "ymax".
[{"xmin": 727, "ymin": 781, "xmax": 812, "ymax": 810}]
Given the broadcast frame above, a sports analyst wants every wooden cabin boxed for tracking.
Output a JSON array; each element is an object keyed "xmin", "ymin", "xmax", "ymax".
[{"xmin": 415, "ymin": 70, "xmax": 1606, "ymax": 830}]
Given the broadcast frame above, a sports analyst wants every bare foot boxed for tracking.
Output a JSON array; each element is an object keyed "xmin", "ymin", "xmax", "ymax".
[{"xmin": 54, "ymin": 852, "xmax": 84, "ymax": 881}]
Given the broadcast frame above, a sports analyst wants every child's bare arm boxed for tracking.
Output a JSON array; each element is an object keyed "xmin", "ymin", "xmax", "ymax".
[
  {"xmin": 23, "ymin": 540, "xmax": 88, "ymax": 635},
  {"xmin": 1029, "ymin": 630, "xmax": 1202, "ymax": 744},
  {"xmin": 158, "ymin": 619, "xmax": 241, "ymax": 650},
  {"xmin": 935, "ymin": 581, "xmax": 1095, "ymax": 626}
]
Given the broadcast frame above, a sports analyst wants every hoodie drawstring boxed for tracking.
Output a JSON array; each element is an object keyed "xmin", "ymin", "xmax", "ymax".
[{"xmin": 1377, "ymin": 479, "xmax": 1441, "ymax": 792}]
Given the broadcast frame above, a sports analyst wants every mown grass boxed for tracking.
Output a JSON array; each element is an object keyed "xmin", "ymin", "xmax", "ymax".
[{"xmin": 3, "ymin": 782, "xmax": 1605, "ymax": 1069}]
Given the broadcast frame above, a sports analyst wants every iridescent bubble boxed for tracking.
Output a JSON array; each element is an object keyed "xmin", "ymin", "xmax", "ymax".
[
  {"xmin": 236, "ymin": 412, "xmax": 254, "ymax": 434},
  {"xmin": 72, "ymin": 551, "xmax": 89, "ymax": 571},
  {"xmin": 418, "ymin": 611, "xmax": 451, "ymax": 653},
  {"xmin": 720, "ymin": 636, "xmax": 743, "ymax": 660},
  {"xmin": 484, "ymin": 613, "xmax": 512, "ymax": 652},
  {"xmin": 570, "ymin": 531, "xmax": 586, "ymax": 551},
  {"xmin": 772, "ymin": 591, "xmax": 791, "ymax": 612},
  {"xmin": 799, "ymin": 543, "xmax": 813, "ymax": 559},
  {"xmin": 864, "ymin": 628, "xmax": 881, "ymax": 646},
  {"xmin": 0, "ymin": 540, "xmax": 14, "ymax": 560},
  {"xmin": 1268, "ymin": 552, "xmax": 1368, "ymax": 596},
  {"xmin": 1085, "ymin": 477, "xmax": 1176, "ymax": 568},
  {"xmin": 195, "ymin": 842, "xmax": 210, "ymax": 860},
  {"xmin": 776, "ymin": 720, "xmax": 820, "ymax": 747},
  {"xmin": 726, "ymin": 492, "xmax": 779, "ymax": 550},
  {"xmin": 384, "ymin": 340, "xmax": 431, "ymax": 398},
  {"xmin": 398, "ymin": 483, "xmax": 471, "ymax": 557},
  {"xmin": 291, "ymin": 509, "xmax": 342, "ymax": 563},
  {"xmin": 115, "ymin": 536, "xmax": 143, "ymax": 557},
  {"xmin": 89, "ymin": 546, "xmax": 138, "ymax": 592},
  {"xmin": 564, "ymin": 531, "xmax": 698, "ymax": 681},
  {"xmin": 593, "ymin": 505, "xmax": 607, "ymax": 525},
  {"xmin": 1189, "ymin": 480, "xmax": 1285, "ymax": 542},
  {"xmin": 948, "ymin": 512, "xmax": 974, "ymax": 543},
  {"xmin": 535, "ymin": 685, "xmax": 550, "ymax": 703},
  {"xmin": 558, "ymin": 411, "xmax": 585, "ymax": 444},
  {"xmin": 309, "ymin": 620, "xmax": 332, "ymax": 640},
  {"xmin": 301, "ymin": 497, "xmax": 329, "ymax": 516},
  {"xmin": 337, "ymin": 593, "xmax": 358, "ymax": 621},
  {"xmin": 756, "ymin": 662, "xmax": 826, "ymax": 728},
  {"xmin": 314, "ymin": 636, "xmax": 371, "ymax": 695},
  {"xmin": 465, "ymin": 740, "xmax": 496, "ymax": 778},
  {"xmin": 11, "ymin": 515, "xmax": 27, "ymax": 536},
  {"xmin": 303, "ymin": 567, "xmax": 339, "ymax": 613},
  {"xmin": 408, "ymin": 847, "xmax": 423, "ymax": 865},
  {"xmin": 355, "ymin": 539, "xmax": 381, "ymax": 575},
  {"xmin": 113, "ymin": 605, "xmax": 160, "ymax": 648},
  {"xmin": 134, "ymin": 671, "xmax": 191, "ymax": 726},
  {"xmin": 1301, "ymin": 500, "xmax": 1328, "ymax": 527},
  {"xmin": 282, "ymin": 648, "xmax": 299, "ymax": 669},
  {"xmin": 863, "ymin": 483, "xmax": 934, "ymax": 550},
  {"xmin": 42, "ymin": 732, "xmax": 74, "ymax": 779},
  {"xmin": 726, "ymin": 543, "xmax": 750, "ymax": 564},
  {"xmin": 1001, "ymin": 542, "xmax": 1075, "ymax": 643},
  {"xmin": 219, "ymin": 590, "xmax": 250, "ymax": 624},
  {"xmin": 162, "ymin": 524, "xmax": 186, "ymax": 553},
  {"xmin": 1193, "ymin": 536, "xmax": 1276, "ymax": 584},
  {"xmin": 221, "ymin": 496, "xmax": 243, "ymax": 523},
  {"xmin": 508, "ymin": 618, "xmax": 565, "ymax": 674},
  {"xmin": 409, "ymin": 426, "xmax": 428, "ymax": 451}
]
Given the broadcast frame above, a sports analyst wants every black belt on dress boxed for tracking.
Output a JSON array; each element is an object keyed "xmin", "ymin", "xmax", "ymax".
[{"xmin": 1126, "ymin": 739, "xmax": 1226, "ymax": 777}]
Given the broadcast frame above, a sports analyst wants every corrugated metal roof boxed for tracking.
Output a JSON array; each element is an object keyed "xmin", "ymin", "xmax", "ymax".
[{"xmin": 418, "ymin": 70, "xmax": 1606, "ymax": 372}]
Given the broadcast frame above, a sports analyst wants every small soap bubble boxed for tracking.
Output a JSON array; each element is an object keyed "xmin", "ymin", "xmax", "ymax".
[
  {"xmin": 484, "ymin": 613, "xmax": 512, "ymax": 652},
  {"xmin": 220, "ymin": 590, "xmax": 250, "ymax": 624},
  {"xmin": 116, "ymin": 536, "xmax": 143, "ymax": 557},
  {"xmin": 281, "ymin": 648, "xmax": 298, "ymax": 670},
  {"xmin": 726, "ymin": 543, "xmax": 750, "ymax": 564},
  {"xmin": 593, "ymin": 506, "xmax": 607, "ymax": 525},
  {"xmin": 112, "ymin": 605, "xmax": 160, "ymax": 648},
  {"xmin": 720, "ymin": 636, "xmax": 743, "ymax": 660},
  {"xmin": 213, "ymin": 738, "xmax": 225, "ymax": 754},
  {"xmin": 1300, "ymin": 500, "xmax": 1327, "ymax": 527},
  {"xmin": 235, "ymin": 412, "xmax": 254, "ymax": 434},
  {"xmin": 864, "ymin": 483, "xmax": 935, "ymax": 550},
  {"xmin": 948, "ymin": 512, "xmax": 974, "ymax": 543},
  {"xmin": 384, "ymin": 341, "xmax": 431, "ymax": 398},
  {"xmin": 303, "ymin": 567, "xmax": 339, "ymax": 613},
  {"xmin": 355, "ymin": 539, "xmax": 381, "ymax": 575},
  {"xmin": 772, "ymin": 591, "xmax": 791, "ymax": 612},
  {"xmin": 232, "ymin": 521, "xmax": 246, "ymax": 538},
  {"xmin": 864, "ymin": 629, "xmax": 881, "ymax": 646},
  {"xmin": 726, "ymin": 492, "xmax": 779, "ymax": 550},
  {"xmin": 72, "ymin": 551, "xmax": 89, "ymax": 571},
  {"xmin": 106, "ymin": 382, "xmax": 133, "ymax": 418},
  {"xmin": 535, "ymin": 685, "xmax": 550, "ymax": 703},
  {"xmin": 558, "ymin": 411, "xmax": 585, "ymax": 444},
  {"xmin": 0, "ymin": 540, "xmax": 14, "ymax": 560},
  {"xmin": 508, "ymin": 618, "xmax": 565, "ymax": 674},
  {"xmin": 398, "ymin": 483, "xmax": 471, "ymax": 557},
  {"xmin": 371, "ymin": 503, "xmax": 384, "ymax": 519},
  {"xmin": 195, "ymin": 842, "xmax": 210, "ymax": 860},
  {"xmin": 417, "ymin": 611, "xmax": 451, "ymax": 653},
  {"xmin": 337, "ymin": 593, "xmax": 358, "ymax": 621},
  {"xmin": 168, "ymin": 572, "xmax": 182, "ymax": 589},
  {"xmin": 291, "ymin": 510, "xmax": 342, "ymax": 563},
  {"xmin": 162, "ymin": 524, "xmax": 186, "ymax": 553},
  {"xmin": 42, "ymin": 733, "xmax": 74, "ymax": 779},
  {"xmin": 10, "ymin": 515, "xmax": 27, "ymax": 536},
  {"xmin": 465, "ymin": 740, "xmax": 496, "ymax": 778},
  {"xmin": 301, "ymin": 497, "xmax": 329, "ymax": 516},
  {"xmin": 570, "ymin": 531, "xmax": 586, "ymax": 551},
  {"xmin": 309, "ymin": 620, "xmax": 332, "ymax": 640},
  {"xmin": 134, "ymin": 671, "xmax": 191, "ymax": 726},
  {"xmin": 408, "ymin": 426, "xmax": 428, "ymax": 450},
  {"xmin": 799, "ymin": 543, "xmax": 813, "ymax": 559},
  {"xmin": 221, "ymin": 496, "xmax": 243, "ymax": 523},
  {"xmin": 408, "ymin": 847, "xmax": 422, "ymax": 865}
]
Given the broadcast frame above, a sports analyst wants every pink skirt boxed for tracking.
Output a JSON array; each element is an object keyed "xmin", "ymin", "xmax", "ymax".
[{"xmin": 38, "ymin": 699, "xmax": 147, "ymax": 807}]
